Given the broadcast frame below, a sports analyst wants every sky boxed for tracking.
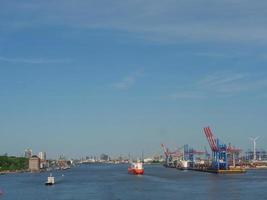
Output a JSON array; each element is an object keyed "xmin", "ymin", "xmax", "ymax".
[{"xmin": 0, "ymin": 0, "xmax": 267, "ymax": 158}]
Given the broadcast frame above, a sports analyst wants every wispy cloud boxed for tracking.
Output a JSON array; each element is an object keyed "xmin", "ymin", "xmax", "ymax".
[
  {"xmin": 0, "ymin": 56, "xmax": 71, "ymax": 64},
  {"xmin": 112, "ymin": 76, "xmax": 135, "ymax": 90},
  {"xmin": 196, "ymin": 72, "xmax": 251, "ymax": 93},
  {"xmin": 199, "ymin": 72, "xmax": 247, "ymax": 84},
  {"xmin": 169, "ymin": 91, "xmax": 204, "ymax": 100},
  {"xmin": 170, "ymin": 71, "xmax": 267, "ymax": 100},
  {"xmin": 111, "ymin": 70, "xmax": 144, "ymax": 90},
  {"xmin": 2, "ymin": 1, "xmax": 267, "ymax": 44}
]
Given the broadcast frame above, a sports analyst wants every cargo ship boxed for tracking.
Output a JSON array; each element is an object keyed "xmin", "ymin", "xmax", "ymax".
[{"xmin": 128, "ymin": 162, "xmax": 144, "ymax": 175}]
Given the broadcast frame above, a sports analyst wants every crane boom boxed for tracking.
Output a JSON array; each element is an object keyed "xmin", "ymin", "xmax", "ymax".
[
  {"xmin": 160, "ymin": 144, "xmax": 169, "ymax": 157},
  {"xmin": 204, "ymin": 127, "xmax": 218, "ymax": 152}
]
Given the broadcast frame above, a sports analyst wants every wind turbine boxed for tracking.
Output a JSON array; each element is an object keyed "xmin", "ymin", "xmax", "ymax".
[{"xmin": 249, "ymin": 137, "xmax": 259, "ymax": 161}]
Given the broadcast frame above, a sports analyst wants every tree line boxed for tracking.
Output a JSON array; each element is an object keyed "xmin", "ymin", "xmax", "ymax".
[{"xmin": 0, "ymin": 156, "xmax": 28, "ymax": 171}]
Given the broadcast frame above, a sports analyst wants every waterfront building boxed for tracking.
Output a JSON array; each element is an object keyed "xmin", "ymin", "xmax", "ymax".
[
  {"xmin": 29, "ymin": 155, "xmax": 40, "ymax": 172},
  {"xmin": 24, "ymin": 148, "xmax": 32, "ymax": 158}
]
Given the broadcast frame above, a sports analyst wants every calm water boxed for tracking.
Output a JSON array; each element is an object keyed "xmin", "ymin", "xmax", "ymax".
[{"xmin": 0, "ymin": 164, "xmax": 266, "ymax": 200}]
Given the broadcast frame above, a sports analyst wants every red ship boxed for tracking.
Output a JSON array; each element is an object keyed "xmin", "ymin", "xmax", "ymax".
[{"xmin": 128, "ymin": 162, "xmax": 144, "ymax": 175}]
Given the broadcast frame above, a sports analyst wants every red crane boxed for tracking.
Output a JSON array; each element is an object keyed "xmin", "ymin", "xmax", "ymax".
[
  {"xmin": 203, "ymin": 127, "xmax": 218, "ymax": 152},
  {"xmin": 191, "ymin": 149, "xmax": 205, "ymax": 155},
  {"xmin": 227, "ymin": 143, "xmax": 242, "ymax": 154},
  {"xmin": 161, "ymin": 144, "xmax": 183, "ymax": 158}
]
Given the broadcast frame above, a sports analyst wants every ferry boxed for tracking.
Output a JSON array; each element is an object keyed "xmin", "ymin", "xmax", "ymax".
[
  {"xmin": 128, "ymin": 162, "xmax": 144, "ymax": 175},
  {"xmin": 45, "ymin": 173, "xmax": 55, "ymax": 185}
]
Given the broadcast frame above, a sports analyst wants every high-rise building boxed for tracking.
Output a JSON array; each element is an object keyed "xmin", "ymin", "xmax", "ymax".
[
  {"xmin": 24, "ymin": 148, "xmax": 32, "ymax": 158},
  {"xmin": 38, "ymin": 152, "xmax": 46, "ymax": 161}
]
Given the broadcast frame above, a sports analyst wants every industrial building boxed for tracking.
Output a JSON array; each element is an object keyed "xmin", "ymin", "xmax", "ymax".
[
  {"xmin": 245, "ymin": 149, "xmax": 267, "ymax": 161},
  {"xmin": 29, "ymin": 155, "xmax": 40, "ymax": 172}
]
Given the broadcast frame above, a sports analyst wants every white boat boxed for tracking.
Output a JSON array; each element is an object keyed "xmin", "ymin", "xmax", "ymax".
[{"xmin": 45, "ymin": 173, "xmax": 55, "ymax": 185}]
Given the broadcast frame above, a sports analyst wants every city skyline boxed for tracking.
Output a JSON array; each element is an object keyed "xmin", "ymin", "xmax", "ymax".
[{"xmin": 1, "ymin": 1, "xmax": 267, "ymax": 158}]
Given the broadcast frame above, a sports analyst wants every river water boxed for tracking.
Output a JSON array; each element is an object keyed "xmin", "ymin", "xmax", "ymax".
[{"xmin": 0, "ymin": 164, "xmax": 266, "ymax": 200}]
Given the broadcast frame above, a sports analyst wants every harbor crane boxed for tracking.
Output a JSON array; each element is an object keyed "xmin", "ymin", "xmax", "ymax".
[
  {"xmin": 204, "ymin": 127, "xmax": 228, "ymax": 170},
  {"xmin": 161, "ymin": 144, "xmax": 182, "ymax": 167},
  {"xmin": 204, "ymin": 127, "xmax": 242, "ymax": 169}
]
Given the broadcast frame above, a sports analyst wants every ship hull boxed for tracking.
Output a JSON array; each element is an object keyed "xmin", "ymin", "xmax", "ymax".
[
  {"xmin": 128, "ymin": 168, "xmax": 144, "ymax": 175},
  {"xmin": 45, "ymin": 182, "xmax": 54, "ymax": 185}
]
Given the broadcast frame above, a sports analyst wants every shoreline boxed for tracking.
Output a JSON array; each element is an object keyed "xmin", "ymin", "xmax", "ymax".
[
  {"xmin": 245, "ymin": 166, "xmax": 267, "ymax": 170},
  {"xmin": 0, "ymin": 169, "xmax": 29, "ymax": 174}
]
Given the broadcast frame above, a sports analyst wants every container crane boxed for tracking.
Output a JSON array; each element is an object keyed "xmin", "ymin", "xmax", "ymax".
[
  {"xmin": 204, "ymin": 146, "xmax": 211, "ymax": 160},
  {"xmin": 160, "ymin": 144, "xmax": 169, "ymax": 157},
  {"xmin": 203, "ymin": 127, "xmax": 228, "ymax": 170},
  {"xmin": 161, "ymin": 144, "xmax": 183, "ymax": 167},
  {"xmin": 227, "ymin": 143, "xmax": 242, "ymax": 167}
]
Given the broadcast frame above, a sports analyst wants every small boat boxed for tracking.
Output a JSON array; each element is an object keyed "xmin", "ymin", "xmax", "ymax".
[
  {"xmin": 128, "ymin": 162, "xmax": 144, "ymax": 175},
  {"xmin": 45, "ymin": 173, "xmax": 55, "ymax": 185}
]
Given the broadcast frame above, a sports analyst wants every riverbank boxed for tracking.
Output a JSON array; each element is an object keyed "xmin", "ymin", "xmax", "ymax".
[{"xmin": 0, "ymin": 156, "xmax": 28, "ymax": 174}]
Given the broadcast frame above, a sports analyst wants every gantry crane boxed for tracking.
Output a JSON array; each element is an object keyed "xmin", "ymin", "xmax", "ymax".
[
  {"xmin": 161, "ymin": 144, "xmax": 182, "ymax": 167},
  {"xmin": 203, "ymin": 127, "xmax": 228, "ymax": 170}
]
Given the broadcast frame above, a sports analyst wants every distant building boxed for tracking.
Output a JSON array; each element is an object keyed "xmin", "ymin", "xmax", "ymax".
[
  {"xmin": 24, "ymin": 148, "xmax": 32, "ymax": 158},
  {"xmin": 38, "ymin": 152, "xmax": 48, "ymax": 169},
  {"xmin": 100, "ymin": 154, "xmax": 109, "ymax": 161},
  {"xmin": 29, "ymin": 156, "xmax": 40, "ymax": 172},
  {"xmin": 143, "ymin": 158, "xmax": 153, "ymax": 163},
  {"xmin": 245, "ymin": 149, "xmax": 267, "ymax": 161},
  {"xmin": 38, "ymin": 152, "xmax": 46, "ymax": 161}
]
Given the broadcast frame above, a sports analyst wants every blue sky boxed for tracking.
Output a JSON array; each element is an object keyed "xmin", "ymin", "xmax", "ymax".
[{"xmin": 0, "ymin": 0, "xmax": 267, "ymax": 158}]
